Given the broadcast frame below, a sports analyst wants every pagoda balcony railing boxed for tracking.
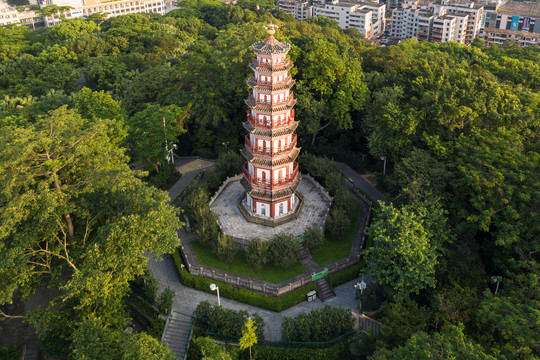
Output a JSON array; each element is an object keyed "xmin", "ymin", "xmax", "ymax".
[
  {"xmin": 249, "ymin": 76, "xmax": 293, "ymax": 87},
  {"xmin": 246, "ymin": 113, "xmax": 294, "ymax": 129},
  {"xmin": 251, "ymin": 59, "xmax": 289, "ymax": 68},
  {"xmin": 248, "ymin": 93, "xmax": 294, "ymax": 107},
  {"xmin": 242, "ymin": 164, "xmax": 299, "ymax": 190},
  {"xmin": 245, "ymin": 134, "xmax": 297, "ymax": 158}
]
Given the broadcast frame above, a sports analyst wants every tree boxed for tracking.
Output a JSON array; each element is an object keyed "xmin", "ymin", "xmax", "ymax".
[
  {"xmin": 184, "ymin": 186, "xmax": 219, "ymax": 245},
  {"xmin": 304, "ymin": 226, "xmax": 324, "ymax": 253},
  {"xmin": 366, "ymin": 203, "xmax": 439, "ymax": 299},
  {"xmin": 214, "ymin": 233, "xmax": 237, "ymax": 263},
  {"xmin": 371, "ymin": 324, "xmax": 496, "ymax": 360},
  {"xmin": 475, "ymin": 260, "xmax": 540, "ymax": 359},
  {"xmin": 448, "ymin": 128, "xmax": 540, "ymax": 256},
  {"xmin": 267, "ymin": 233, "xmax": 298, "ymax": 268},
  {"xmin": 246, "ymin": 238, "xmax": 268, "ymax": 270},
  {"xmin": 239, "ymin": 318, "xmax": 257, "ymax": 360},
  {"xmin": 70, "ymin": 317, "xmax": 176, "ymax": 360},
  {"xmin": 326, "ymin": 208, "xmax": 350, "ymax": 239},
  {"xmin": 217, "ymin": 150, "xmax": 243, "ymax": 178},
  {"xmin": 294, "ymin": 37, "xmax": 369, "ymax": 145},
  {"xmin": 48, "ymin": 18, "xmax": 99, "ymax": 40},
  {"xmin": 128, "ymin": 104, "xmax": 189, "ymax": 172},
  {"xmin": 0, "ymin": 107, "xmax": 180, "ymax": 330}
]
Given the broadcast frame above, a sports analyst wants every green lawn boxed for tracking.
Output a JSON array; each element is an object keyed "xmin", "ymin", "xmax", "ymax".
[
  {"xmin": 312, "ymin": 204, "xmax": 363, "ymax": 266},
  {"xmin": 190, "ymin": 241, "xmax": 306, "ymax": 284}
]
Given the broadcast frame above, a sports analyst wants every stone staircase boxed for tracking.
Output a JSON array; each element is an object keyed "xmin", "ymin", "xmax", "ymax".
[
  {"xmin": 162, "ymin": 310, "xmax": 194, "ymax": 360},
  {"xmin": 315, "ymin": 276, "xmax": 336, "ymax": 302},
  {"xmin": 298, "ymin": 243, "xmax": 336, "ymax": 302},
  {"xmin": 298, "ymin": 242, "xmax": 311, "ymax": 261}
]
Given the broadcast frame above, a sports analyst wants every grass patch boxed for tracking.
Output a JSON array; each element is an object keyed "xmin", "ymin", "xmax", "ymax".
[
  {"xmin": 312, "ymin": 204, "xmax": 362, "ymax": 266},
  {"xmin": 191, "ymin": 241, "xmax": 305, "ymax": 284}
]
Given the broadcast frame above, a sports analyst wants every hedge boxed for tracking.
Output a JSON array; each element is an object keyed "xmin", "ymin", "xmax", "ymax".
[
  {"xmin": 172, "ymin": 250, "xmax": 316, "ymax": 312},
  {"xmin": 252, "ymin": 339, "xmax": 354, "ymax": 360}
]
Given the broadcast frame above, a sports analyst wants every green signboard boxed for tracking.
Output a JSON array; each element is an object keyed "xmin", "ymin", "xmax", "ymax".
[
  {"xmin": 311, "ymin": 269, "xmax": 328, "ymax": 281},
  {"xmin": 295, "ymin": 235, "xmax": 306, "ymax": 243}
]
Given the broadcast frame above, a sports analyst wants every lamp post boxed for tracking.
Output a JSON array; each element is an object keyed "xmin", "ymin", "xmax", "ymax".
[
  {"xmin": 222, "ymin": 142, "xmax": 229, "ymax": 152},
  {"xmin": 380, "ymin": 156, "xmax": 387, "ymax": 176},
  {"xmin": 491, "ymin": 276, "xmax": 500, "ymax": 295},
  {"xmin": 210, "ymin": 283, "xmax": 220, "ymax": 306}
]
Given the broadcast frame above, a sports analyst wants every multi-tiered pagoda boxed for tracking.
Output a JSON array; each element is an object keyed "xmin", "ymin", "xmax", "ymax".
[{"xmin": 240, "ymin": 23, "xmax": 301, "ymax": 222}]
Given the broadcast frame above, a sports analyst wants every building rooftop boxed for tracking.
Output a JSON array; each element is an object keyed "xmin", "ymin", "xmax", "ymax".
[
  {"xmin": 484, "ymin": 26, "xmax": 540, "ymax": 38},
  {"xmin": 496, "ymin": 1, "xmax": 540, "ymax": 17}
]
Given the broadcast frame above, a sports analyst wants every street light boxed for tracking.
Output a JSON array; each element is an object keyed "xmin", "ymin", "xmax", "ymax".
[
  {"xmin": 210, "ymin": 283, "xmax": 220, "ymax": 306},
  {"xmin": 380, "ymin": 156, "xmax": 387, "ymax": 176},
  {"xmin": 222, "ymin": 142, "xmax": 229, "ymax": 152},
  {"xmin": 491, "ymin": 276, "xmax": 500, "ymax": 295}
]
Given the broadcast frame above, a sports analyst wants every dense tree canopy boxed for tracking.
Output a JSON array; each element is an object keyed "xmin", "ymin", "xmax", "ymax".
[{"xmin": 0, "ymin": 1, "xmax": 539, "ymax": 357}]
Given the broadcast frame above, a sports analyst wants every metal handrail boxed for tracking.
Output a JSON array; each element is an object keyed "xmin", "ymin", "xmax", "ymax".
[
  {"xmin": 242, "ymin": 164, "xmax": 299, "ymax": 190},
  {"xmin": 245, "ymin": 135, "xmax": 297, "ymax": 157}
]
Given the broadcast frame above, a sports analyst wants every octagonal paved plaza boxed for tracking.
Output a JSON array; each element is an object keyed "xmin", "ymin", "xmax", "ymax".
[{"xmin": 211, "ymin": 176, "xmax": 332, "ymax": 242}]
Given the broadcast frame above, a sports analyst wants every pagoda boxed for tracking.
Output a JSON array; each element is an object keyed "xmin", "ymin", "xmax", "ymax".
[{"xmin": 240, "ymin": 23, "xmax": 301, "ymax": 222}]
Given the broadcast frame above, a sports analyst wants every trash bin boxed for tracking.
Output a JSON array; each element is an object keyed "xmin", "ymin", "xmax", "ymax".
[{"xmin": 307, "ymin": 290, "xmax": 317, "ymax": 302}]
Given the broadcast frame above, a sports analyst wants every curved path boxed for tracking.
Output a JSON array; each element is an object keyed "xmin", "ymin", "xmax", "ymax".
[
  {"xmin": 336, "ymin": 162, "xmax": 386, "ymax": 203},
  {"xmin": 148, "ymin": 157, "xmax": 380, "ymax": 356}
]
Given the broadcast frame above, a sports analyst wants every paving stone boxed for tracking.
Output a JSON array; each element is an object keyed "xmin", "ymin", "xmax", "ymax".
[{"xmin": 210, "ymin": 177, "xmax": 331, "ymax": 240}]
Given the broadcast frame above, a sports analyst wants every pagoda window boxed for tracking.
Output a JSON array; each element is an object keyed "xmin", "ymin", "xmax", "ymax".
[{"xmin": 279, "ymin": 203, "xmax": 284, "ymax": 215}]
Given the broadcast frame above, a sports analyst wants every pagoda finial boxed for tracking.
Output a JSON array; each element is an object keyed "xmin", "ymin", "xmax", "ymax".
[{"xmin": 264, "ymin": 22, "xmax": 278, "ymax": 37}]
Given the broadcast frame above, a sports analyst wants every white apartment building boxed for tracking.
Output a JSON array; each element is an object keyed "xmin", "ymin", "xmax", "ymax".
[
  {"xmin": 312, "ymin": 1, "xmax": 386, "ymax": 38},
  {"xmin": 276, "ymin": 0, "xmax": 385, "ymax": 39},
  {"xmin": 277, "ymin": 0, "xmax": 313, "ymax": 21},
  {"xmin": 39, "ymin": 0, "xmax": 164, "ymax": 27},
  {"xmin": 0, "ymin": 1, "xmax": 20, "ymax": 26},
  {"xmin": 391, "ymin": 1, "xmax": 481, "ymax": 44}
]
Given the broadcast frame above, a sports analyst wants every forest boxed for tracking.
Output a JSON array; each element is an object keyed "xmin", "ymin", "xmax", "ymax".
[{"xmin": 0, "ymin": 0, "xmax": 539, "ymax": 358}]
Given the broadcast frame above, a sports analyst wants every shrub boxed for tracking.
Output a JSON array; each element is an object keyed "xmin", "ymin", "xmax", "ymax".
[
  {"xmin": 184, "ymin": 186, "xmax": 219, "ymax": 246},
  {"xmin": 157, "ymin": 287, "xmax": 175, "ymax": 315},
  {"xmin": 246, "ymin": 238, "xmax": 268, "ymax": 270},
  {"xmin": 327, "ymin": 208, "xmax": 351, "ymax": 239},
  {"xmin": 146, "ymin": 162, "xmax": 179, "ymax": 189},
  {"xmin": 214, "ymin": 233, "xmax": 237, "ymax": 263},
  {"xmin": 333, "ymin": 187, "xmax": 356, "ymax": 213},
  {"xmin": 147, "ymin": 317, "xmax": 166, "ymax": 339},
  {"xmin": 172, "ymin": 250, "xmax": 317, "ymax": 312},
  {"xmin": 194, "ymin": 301, "xmax": 265, "ymax": 339},
  {"xmin": 305, "ymin": 226, "xmax": 324, "ymax": 253},
  {"xmin": 281, "ymin": 306, "xmax": 354, "ymax": 342},
  {"xmin": 267, "ymin": 233, "xmax": 298, "ymax": 268}
]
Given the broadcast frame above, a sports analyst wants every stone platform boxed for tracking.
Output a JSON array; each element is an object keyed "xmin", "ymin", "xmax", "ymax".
[{"xmin": 210, "ymin": 175, "xmax": 332, "ymax": 245}]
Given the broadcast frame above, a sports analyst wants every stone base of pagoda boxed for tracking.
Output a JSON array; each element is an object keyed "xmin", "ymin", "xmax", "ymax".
[
  {"xmin": 209, "ymin": 173, "xmax": 333, "ymax": 247},
  {"xmin": 238, "ymin": 193, "xmax": 303, "ymax": 228}
]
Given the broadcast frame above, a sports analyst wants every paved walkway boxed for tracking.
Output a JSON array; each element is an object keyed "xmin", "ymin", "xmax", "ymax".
[
  {"xmin": 336, "ymin": 162, "xmax": 386, "ymax": 203},
  {"xmin": 168, "ymin": 157, "xmax": 215, "ymax": 203},
  {"xmin": 148, "ymin": 158, "xmax": 381, "ymax": 354}
]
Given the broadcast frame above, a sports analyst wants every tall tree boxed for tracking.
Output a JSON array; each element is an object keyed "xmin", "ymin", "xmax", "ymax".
[
  {"xmin": 293, "ymin": 37, "xmax": 369, "ymax": 145},
  {"xmin": 0, "ymin": 106, "xmax": 180, "ymax": 329},
  {"xmin": 128, "ymin": 104, "xmax": 189, "ymax": 172},
  {"xmin": 366, "ymin": 203, "xmax": 440, "ymax": 299}
]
